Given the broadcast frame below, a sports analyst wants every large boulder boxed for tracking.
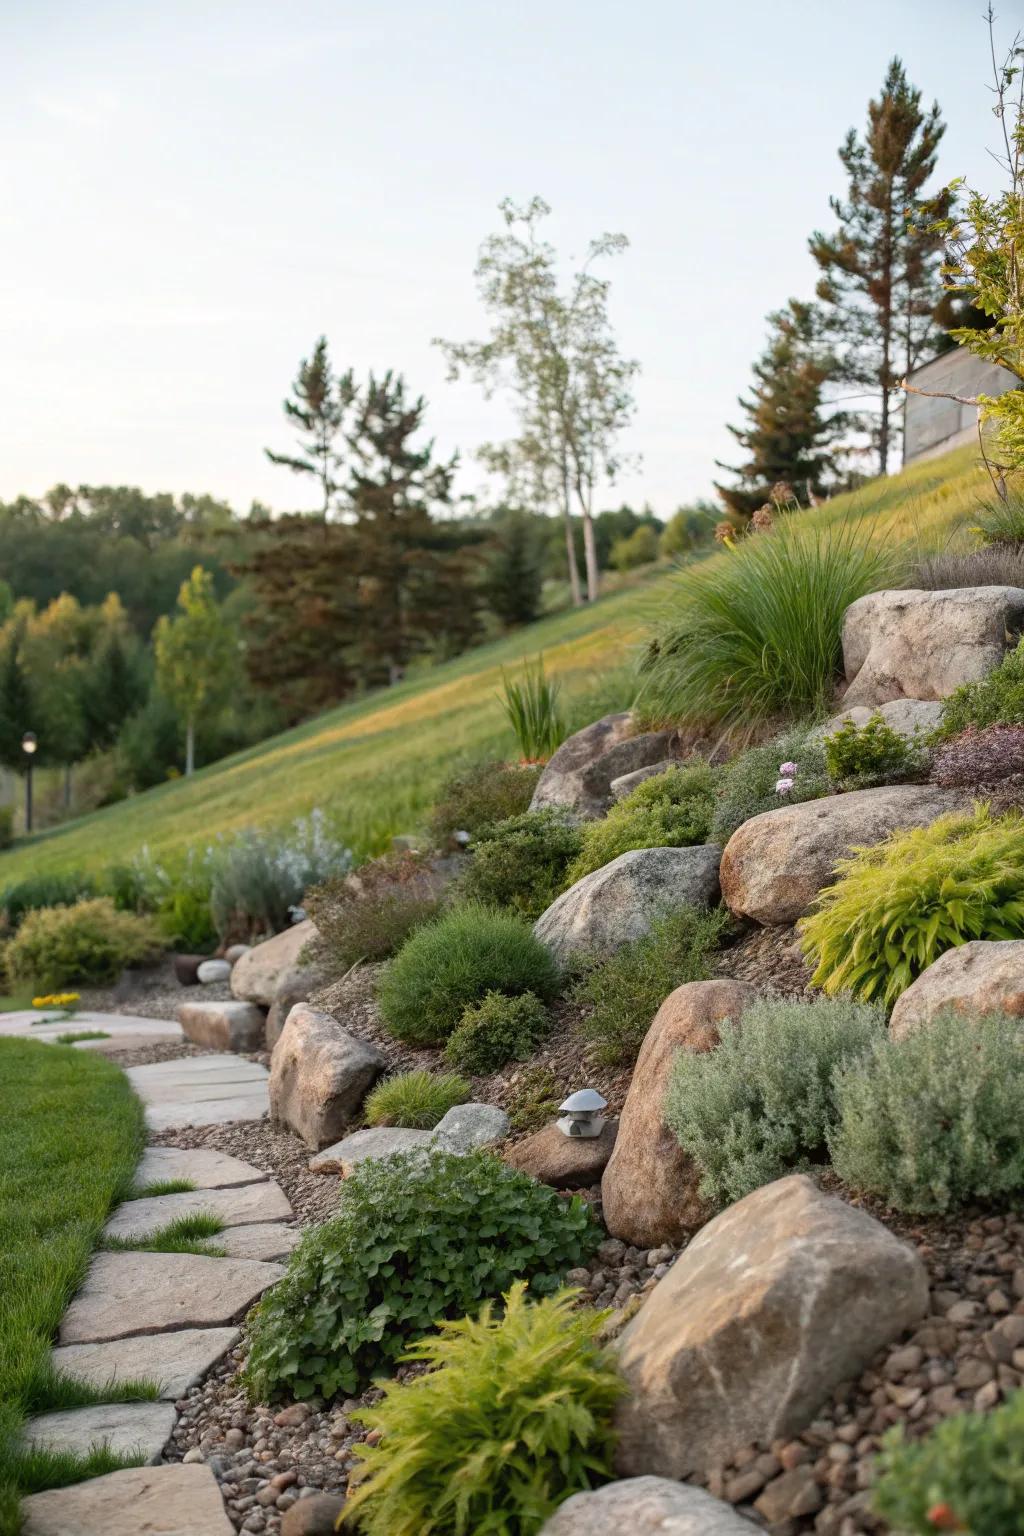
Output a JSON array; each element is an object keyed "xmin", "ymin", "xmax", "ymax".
[
  {"xmin": 538, "ymin": 1477, "xmax": 757, "ymax": 1535},
  {"xmin": 613, "ymin": 1175, "xmax": 929, "ymax": 1479},
  {"xmin": 530, "ymin": 713, "xmax": 678, "ymax": 820},
  {"xmin": 889, "ymin": 939, "xmax": 1024, "ymax": 1041},
  {"xmin": 268, "ymin": 1004, "xmax": 385, "ymax": 1149},
  {"xmin": 533, "ymin": 846, "xmax": 721, "ymax": 966},
  {"xmin": 720, "ymin": 784, "xmax": 966, "ymax": 926},
  {"xmin": 266, "ymin": 965, "xmax": 326, "ymax": 1054},
  {"xmin": 231, "ymin": 920, "xmax": 317, "ymax": 1007},
  {"xmin": 811, "ymin": 697, "xmax": 944, "ymax": 745},
  {"xmin": 178, "ymin": 1000, "xmax": 265, "ymax": 1052},
  {"xmin": 601, "ymin": 980, "xmax": 755, "ymax": 1247},
  {"xmin": 505, "ymin": 1119, "xmax": 618, "ymax": 1189},
  {"xmin": 842, "ymin": 585, "xmax": 1024, "ymax": 707}
]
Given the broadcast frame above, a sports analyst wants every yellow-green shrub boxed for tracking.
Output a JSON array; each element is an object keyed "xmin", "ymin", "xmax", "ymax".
[
  {"xmin": 565, "ymin": 763, "xmax": 718, "ymax": 884},
  {"xmin": 6, "ymin": 899, "xmax": 161, "ymax": 990}
]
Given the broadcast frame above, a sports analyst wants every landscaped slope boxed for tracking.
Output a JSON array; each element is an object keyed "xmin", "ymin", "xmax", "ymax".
[{"xmin": 0, "ymin": 443, "xmax": 987, "ymax": 882}]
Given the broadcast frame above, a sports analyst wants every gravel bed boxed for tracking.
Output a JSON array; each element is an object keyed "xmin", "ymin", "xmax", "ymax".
[
  {"xmin": 76, "ymin": 956, "xmax": 233, "ymax": 1020},
  {"xmin": 152, "ymin": 1119, "xmax": 344, "ymax": 1228}
]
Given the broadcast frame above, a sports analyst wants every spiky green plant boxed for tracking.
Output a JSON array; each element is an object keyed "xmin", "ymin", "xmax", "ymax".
[
  {"xmin": 363, "ymin": 1070, "xmax": 471, "ymax": 1130},
  {"xmin": 500, "ymin": 657, "xmax": 564, "ymax": 762}
]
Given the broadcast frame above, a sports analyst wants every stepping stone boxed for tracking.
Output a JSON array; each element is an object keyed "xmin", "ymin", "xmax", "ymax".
[
  {"xmin": 217, "ymin": 1223, "xmax": 302, "ymax": 1261},
  {"xmin": 50, "ymin": 1327, "xmax": 240, "ymax": 1399},
  {"xmin": 60, "ymin": 1251, "xmax": 284, "ymax": 1344},
  {"xmin": 21, "ymin": 1463, "xmax": 234, "ymax": 1535},
  {"xmin": 23, "ymin": 1401, "xmax": 177, "ymax": 1464},
  {"xmin": 309, "ymin": 1125, "xmax": 431, "ymax": 1175},
  {"xmin": 144, "ymin": 1096, "xmax": 269, "ymax": 1132},
  {"xmin": 104, "ymin": 1181, "xmax": 292, "ymax": 1241},
  {"xmin": 126, "ymin": 1055, "xmax": 270, "ymax": 1131},
  {"xmin": 179, "ymin": 1000, "xmax": 265, "ymax": 1051},
  {"xmin": 135, "ymin": 1146, "xmax": 268, "ymax": 1190}
]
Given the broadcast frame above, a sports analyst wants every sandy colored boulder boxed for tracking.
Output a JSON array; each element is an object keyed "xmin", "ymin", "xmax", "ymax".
[
  {"xmin": 889, "ymin": 939, "xmax": 1024, "ymax": 1040},
  {"xmin": 269, "ymin": 1004, "xmax": 385, "ymax": 1148},
  {"xmin": 601, "ymin": 980, "xmax": 754, "ymax": 1247},
  {"xmin": 720, "ymin": 783, "xmax": 966, "ymax": 926},
  {"xmin": 842, "ymin": 585, "xmax": 1024, "ymax": 706},
  {"xmin": 812, "ymin": 697, "xmax": 943, "ymax": 744},
  {"xmin": 505, "ymin": 1119, "xmax": 617, "ymax": 1188},
  {"xmin": 266, "ymin": 964, "xmax": 324, "ymax": 1052},
  {"xmin": 539, "ymin": 1477, "xmax": 758, "ymax": 1534},
  {"xmin": 21, "ymin": 1464, "xmax": 234, "ymax": 1536},
  {"xmin": 614, "ymin": 1175, "xmax": 929, "ymax": 1479},
  {"xmin": 231, "ymin": 919, "xmax": 317, "ymax": 1006},
  {"xmin": 534, "ymin": 845, "xmax": 721, "ymax": 966},
  {"xmin": 530, "ymin": 712, "xmax": 675, "ymax": 820},
  {"xmin": 178, "ymin": 999, "xmax": 266, "ymax": 1052}
]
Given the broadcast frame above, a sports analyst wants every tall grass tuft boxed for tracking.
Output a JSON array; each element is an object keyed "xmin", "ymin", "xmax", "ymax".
[
  {"xmin": 499, "ymin": 657, "xmax": 564, "ymax": 762},
  {"xmin": 637, "ymin": 513, "xmax": 902, "ymax": 732}
]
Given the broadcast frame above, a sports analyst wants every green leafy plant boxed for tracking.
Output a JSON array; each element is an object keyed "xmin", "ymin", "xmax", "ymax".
[
  {"xmin": 6, "ymin": 899, "xmax": 161, "ymax": 990},
  {"xmin": 0, "ymin": 872, "xmax": 98, "ymax": 933},
  {"xmin": 505, "ymin": 1066, "xmax": 562, "ymax": 1133},
  {"xmin": 243, "ymin": 1148, "xmax": 600, "ymax": 1401},
  {"xmin": 429, "ymin": 759, "xmax": 542, "ymax": 846},
  {"xmin": 973, "ymin": 491, "xmax": 1024, "ymax": 546},
  {"xmin": 209, "ymin": 810, "xmax": 352, "ymax": 943},
  {"xmin": 829, "ymin": 1010, "xmax": 1024, "ymax": 1213},
  {"xmin": 566, "ymin": 763, "xmax": 718, "ymax": 884},
  {"xmin": 342, "ymin": 1283, "xmax": 624, "ymax": 1536},
  {"xmin": 500, "ymin": 657, "xmax": 565, "ymax": 762},
  {"xmin": 378, "ymin": 903, "xmax": 559, "ymax": 1046},
  {"xmin": 710, "ymin": 725, "xmax": 829, "ymax": 843},
  {"xmin": 637, "ymin": 512, "xmax": 900, "ymax": 731},
  {"xmin": 364, "ymin": 1070, "xmax": 472, "ymax": 1130},
  {"xmin": 304, "ymin": 851, "xmax": 443, "ymax": 973},
  {"xmin": 664, "ymin": 996, "xmax": 884, "ymax": 1206},
  {"xmin": 800, "ymin": 805, "xmax": 1024, "ymax": 1004},
  {"xmin": 460, "ymin": 810, "xmax": 582, "ymax": 920},
  {"xmin": 873, "ymin": 1386, "xmax": 1024, "ymax": 1534},
  {"xmin": 572, "ymin": 905, "xmax": 732, "ymax": 1066},
  {"xmin": 940, "ymin": 636, "xmax": 1024, "ymax": 735},
  {"xmin": 823, "ymin": 711, "xmax": 926, "ymax": 790},
  {"xmin": 445, "ymin": 991, "xmax": 551, "ymax": 1075}
]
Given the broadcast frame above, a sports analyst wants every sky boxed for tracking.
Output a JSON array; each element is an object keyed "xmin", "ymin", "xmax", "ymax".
[{"xmin": 0, "ymin": 0, "xmax": 1008, "ymax": 519}]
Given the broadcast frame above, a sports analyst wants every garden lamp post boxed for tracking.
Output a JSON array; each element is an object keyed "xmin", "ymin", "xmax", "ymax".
[{"xmin": 21, "ymin": 731, "xmax": 37, "ymax": 833}]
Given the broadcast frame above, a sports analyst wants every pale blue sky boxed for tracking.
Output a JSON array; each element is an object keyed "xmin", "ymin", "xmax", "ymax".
[{"xmin": 0, "ymin": 0, "xmax": 1002, "ymax": 516}]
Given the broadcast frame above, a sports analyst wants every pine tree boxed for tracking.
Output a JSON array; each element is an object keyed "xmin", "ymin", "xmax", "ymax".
[
  {"xmin": 0, "ymin": 632, "xmax": 32, "ymax": 771},
  {"xmin": 810, "ymin": 59, "xmax": 952, "ymax": 474},
  {"xmin": 716, "ymin": 300, "xmax": 846, "ymax": 517},
  {"xmin": 485, "ymin": 510, "xmax": 544, "ymax": 628},
  {"xmin": 265, "ymin": 337, "xmax": 353, "ymax": 513}
]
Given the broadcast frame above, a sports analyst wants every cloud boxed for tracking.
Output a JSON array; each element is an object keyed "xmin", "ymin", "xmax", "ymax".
[{"xmin": 31, "ymin": 88, "xmax": 118, "ymax": 130}]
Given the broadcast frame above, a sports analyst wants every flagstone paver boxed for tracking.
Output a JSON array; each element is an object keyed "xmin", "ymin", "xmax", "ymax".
[
  {"xmin": 216, "ymin": 1222, "xmax": 302, "ymax": 1261},
  {"xmin": 20, "ymin": 1464, "xmax": 235, "ymax": 1536},
  {"xmin": 50, "ymin": 1328, "xmax": 241, "ymax": 1400},
  {"xmin": 134, "ymin": 1144, "xmax": 268, "ymax": 1190},
  {"xmin": 59, "ymin": 1251, "xmax": 284, "ymax": 1344},
  {"xmin": 0, "ymin": 1010, "xmax": 183, "ymax": 1047},
  {"xmin": 24, "ymin": 1402, "xmax": 178, "ymax": 1464},
  {"xmin": 126, "ymin": 1054, "xmax": 270, "ymax": 1130},
  {"xmin": 104, "ymin": 1180, "xmax": 292, "ymax": 1241}
]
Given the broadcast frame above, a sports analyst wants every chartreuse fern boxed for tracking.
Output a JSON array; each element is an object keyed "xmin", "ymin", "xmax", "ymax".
[
  {"xmin": 341, "ymin": 1283, "xmax": 624, "ymax": 1536},
  {"xmin": 799, "ymin": 805, "xmax": 1024, "ymax": 1005}
]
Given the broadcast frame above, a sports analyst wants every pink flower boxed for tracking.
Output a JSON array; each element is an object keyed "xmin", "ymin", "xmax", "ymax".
[
  {"xmin": 775, "ymin": 777, "xmax": 795, "ymax": 795},
  {"xmin": 778, "ymin": 761, "xmax": 798, "ymax": 776}
]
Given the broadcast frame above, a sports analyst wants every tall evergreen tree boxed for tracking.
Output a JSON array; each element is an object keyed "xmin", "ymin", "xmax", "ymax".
[
  {"xmin": 716, "ymin": 300, "xmax": 846, "ymax": 517},
  {"xmin": 0, "ymin": 631, "xmax": 33, "ymax": 771},
  {"xmin": 265, "ymin": 338, "xmax": 353, "ymax": 513},
  {"xmin": 810, "ymin": 59, "xmax": 951, "ymax": 474},
  {"xmin": 485, "ymin": 510, "xmax": 544, "ymax": 628}
]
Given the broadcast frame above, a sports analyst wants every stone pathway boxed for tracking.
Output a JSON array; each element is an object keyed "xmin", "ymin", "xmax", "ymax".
[
  {"xmin": 127, "ymin": 1054, "xmax": 271, "ymax": 1131},
  {"xmin": 0, "ymin": 1008, "xmax": 184, "ymax": 1050}
]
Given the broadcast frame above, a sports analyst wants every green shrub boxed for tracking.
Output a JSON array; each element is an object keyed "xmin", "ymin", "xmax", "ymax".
[
  {"xmin": 0, "ymin": 807, "xmax": 12, "ymax": 851},
  {"xmin": 940, "ymin": 635, "xmax": 1024, "ymax": 735},
  {"xmin": 566, "ymin": 763, "xmax": 718, "ymax": 884},
  {"xmin": 505, "ymin": 1065, "xmax": 561, "ymax": 1133},
  {"xmin": 304, "ymin": 851, "xmax": 443, "ymax": 973},
  {"xmin": 710, "ymin": 726, "xmax": 829, "ymax": 843},
  {"xmin": 637, "ymin": 512, "xmax": 900, "ymax": 730},
  {"xmin": 363, "ymin": 1070, "xmax": 471, "ymax": 1130},
  {"xmin": 500, "ymin": 657, "xmax": 565, "ymax": 762},
  {"xmin": 209, "ymin": 810, "xmax": 352, "ymax": 943},
  {"xmin": 873, "ymin": 1386, "xmax": 1024, "ymax": 1535},
  {"xmin": 6, "ymin": 899, "xmax": 161, "ymax": 990},
  {"xmin": 829, "ymin": 1011, "xmax": 1024, "ymax": 1213},
  {"xmin": 572, "ymin": 905, "xmax": 732, "ymax": 1066},
  {"xmin": 823, "ymin": 711, "xmax": 926, "ymax": 790},
  {"xmin": 0, "ymin": 872, "xmax": 98, "ymax": 932},
  {"xmin": 800, "ymin": 805, "xmax": 1024, "ymax": 1005},
  {"xmin": 460, "ymin": 810, "xmax": 582, "ymax": 920},
  {"xmin": 243, "ymin": 1148, "xmax": 600, "ymax": 1400},
  {"xmin": 343, "ymin": 1283, "xmax": 623, "ymax": 1536},
  {"xmin": 974, "ymin": 490, "xmax": 1024, "ymax": 546},
  {"xmin": 445, "ymin": 991, "xmax": 551, "ymax": 1075},
  {"xmin": 378, "ymin": 904, "xmax": 559, "ymax": 1046},
  {"xmin": 429, "ymin": 760, "xmax": 541, "ymax": 846},
  {"xmin": 664, "ymin": 997, "xmax": 884, "ymax": 1206}
]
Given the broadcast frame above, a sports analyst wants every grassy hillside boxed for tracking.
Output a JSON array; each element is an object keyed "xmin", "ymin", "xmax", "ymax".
[{"xmin": 0, "ymin": 443, "xmax": 988, "ymax": 884}]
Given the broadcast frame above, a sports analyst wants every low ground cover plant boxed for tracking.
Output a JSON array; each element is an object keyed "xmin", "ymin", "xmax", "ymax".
[
  {"xmin": 210, "ymin": 810, "xmax": 352, "ymax": 943},
  {"xmin": 822, "ymin": 712, "xmax": 926, "ymax": 791},
  {"xmin": 932, "ymin": 724, "xmax": 1024, "ymax": 787},
  {"xmin": 429, "ymin": 759, "xmax": 541, "ymax": 846},
  {"xmin": 664, "ymin": 997, "xmax": 884, "ymax": 1206},
  {"xmin": 6, "ymin": 899, "xmax": 161, "ymax": 990},
  {"xmin": 460, "ymin": 810, "xmax": 582, "ymax": 919},
  {"xmin": 243, "ymin": 1148, "xmax": 600, "ymax": 1400},
  {"xmin": 829, "ymin": 1011, "xmax": 1024, "ymax": 1213},
  {"xmin": 800, "ymin": 806, "xmax": 1024, "ymax": 1004},
  {"xmin": 565, "ymin": 763, "xmax": 718, "ymax": 884},
  {"xmin": 305, "ymin": 851, "xmax": 443, "ymax": 973},
  {"xmin": 505, "ymin": 1065, "xmax": 561, "ymax": 1132},
  {"xmin": 939, "ymin": 636, "xmax": 1024, "ymax": 736},
  {"xmin": 363, "ymin": 1070, "xmax": 471, "ymax": 1129},
  {"xmin": 342, "ymin": 1283, "xmax": 623, "ymax": 1536},
  {"xmin": 445, "ymin": 990, "xmax": 551, "ymax": 1075},
  {"xmin": 710, "ymin": 726, "xmax": 829, "ymax": 843},
  {"xmin": 378, "ymin": 903, "xmax": 559, "ymax": 1046},
  {"xmin": 572, "ymin": 905, "xmax": 731, "ymax": 1066}
]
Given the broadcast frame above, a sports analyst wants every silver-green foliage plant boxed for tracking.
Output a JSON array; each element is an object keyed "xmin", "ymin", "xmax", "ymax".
[
  {"xmin": 209, "ymin": 810, "xmax": 352, "ymax": 943},
  {"xmin": 243, "ymin": 1149, "xmax": 600, "ymax": 1400},
  {"xmin": 664, "ymin": 997, "xmax": 884, "ymax": 1207},
  {"xmin": 500, "ymin": 657, "xmax": 565, "ymax": 762},
  {"xmin": 566, "ymin": 763, "xmax": 718, "ymax": 883},
  {"xmin": 710, "ymin": 726, "xmax": 829, "ymax": 843},
  {"xmin": 363, "ymin": 1070, "xmax": 472, "ymax": 1130},
  {"xmin": 829, "ymin": 1011, "xmax": 1024, "ymax": 1213},
  {"xmin": 341, "ymin": 1283, "xmax": 624, "ymax": 1536}
]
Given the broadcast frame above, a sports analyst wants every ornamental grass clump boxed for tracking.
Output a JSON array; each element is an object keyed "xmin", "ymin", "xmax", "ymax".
[
  {"xmin": 363, "ymin": 1070, "xmax": 471, "ymax": 1130},
  {"xmin": 243, "ymin": 1149, "xmax": 600, "ymax": 1401},
  {"xmin": 799, "ymin": 806, "xmax": 1024, "ymax": 1005},
  {"xmin": 565, "ymin": 763, "xmax": 718, "ymax": 884},
  {"xmin": 341, "ymin": 1283, "xmax": 624, "ymax": 1536}
]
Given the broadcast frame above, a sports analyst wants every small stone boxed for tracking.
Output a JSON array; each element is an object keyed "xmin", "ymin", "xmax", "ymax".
[
  {"xmin": 884, "ymin": 1345, "xmax": 924, "ymax": 1378},
  {"xmin": 755, "ymin": 1466, "xmax": 825, "ymax": 1522},
  {"xmin": 281, "ymin": 1492, "xmax": 347, "ymax": 1534},
  {"xmin": 224, "ymin": 1428, "xmax": 245, "ymax": 1448},
  {"xmin": 955, "ymin": 1358, "xmax": 995, "ymax": 1390},
  {"xmin": 182, "ymin": 1447, "xmax": 205, "ymax": 1464},
  {"xmin": 274, "ymin": 1405, "xmax": 311, "ymax": 1429},
  {"xmin": 987, "ymin": 1289, "xmax": 1011, "ymax": 1314}
]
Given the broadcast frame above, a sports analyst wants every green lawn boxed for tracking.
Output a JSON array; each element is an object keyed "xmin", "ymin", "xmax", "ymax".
[
  {"xmin": 0, "ymin": 1040, "xmax": 149, "ymax": 1534},
  {"xmin": 0, "ymin": 443, "xmax": 988, "ymax": 886}
]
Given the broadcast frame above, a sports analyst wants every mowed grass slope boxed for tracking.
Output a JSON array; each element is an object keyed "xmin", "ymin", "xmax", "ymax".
[{"xmin": 0, "ymin": 443, "xmax": 988, "ymax": 884}]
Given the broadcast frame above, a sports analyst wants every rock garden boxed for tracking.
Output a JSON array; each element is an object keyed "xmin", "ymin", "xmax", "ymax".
[{"xmin": 7, "ymin": 543, "xmax": 1024, "ymax": 1536}]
